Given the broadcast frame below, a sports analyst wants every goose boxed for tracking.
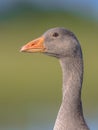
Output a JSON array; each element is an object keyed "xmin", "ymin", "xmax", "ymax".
[{"xmin": 20, "ymin": 27, "xmax": 89, "ymax": 130}]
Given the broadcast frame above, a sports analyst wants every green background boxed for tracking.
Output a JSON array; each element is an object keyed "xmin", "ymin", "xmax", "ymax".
[{"xmin": 0, "ymin": 7, "xmax": 98, "ymax": 130}]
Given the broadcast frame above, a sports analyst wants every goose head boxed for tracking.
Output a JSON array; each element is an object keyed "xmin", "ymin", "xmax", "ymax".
[{"xmin": 20, "ymin": 27, "xmax": 82, "ymax": 59}]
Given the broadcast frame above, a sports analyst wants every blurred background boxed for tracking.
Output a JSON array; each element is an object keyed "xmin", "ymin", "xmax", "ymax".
[{"xmin": 0, "ymin": 0, "xmax": 98, "ymax": 130}]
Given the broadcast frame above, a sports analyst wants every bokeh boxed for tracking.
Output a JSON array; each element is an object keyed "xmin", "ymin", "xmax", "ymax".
[{"xmin": 0, "ymin": 0, "xmax": 98, "ymax": 130}]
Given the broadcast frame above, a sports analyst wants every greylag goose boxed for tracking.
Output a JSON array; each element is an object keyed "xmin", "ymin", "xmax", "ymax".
[{"xmin": 20, "ymin": 27, "xmax": 89, "ymax": 130}]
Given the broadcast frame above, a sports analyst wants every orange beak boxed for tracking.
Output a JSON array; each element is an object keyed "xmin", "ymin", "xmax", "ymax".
[{"xmin": 20, "ymin": 37, "xmax": 46, "ymax": 53}]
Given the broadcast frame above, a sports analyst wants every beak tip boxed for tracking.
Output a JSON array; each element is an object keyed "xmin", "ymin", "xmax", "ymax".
[{"xmin": 20, "ymin": 46, "xmax": 26, "ymax": 52}]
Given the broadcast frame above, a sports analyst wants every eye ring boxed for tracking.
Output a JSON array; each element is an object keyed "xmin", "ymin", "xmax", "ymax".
[{"xmin": 52, "ymin": 32, "xmax": 59, "ymax": 37}]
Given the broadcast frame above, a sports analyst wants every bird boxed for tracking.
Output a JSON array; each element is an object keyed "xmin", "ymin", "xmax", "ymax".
[{"xmin": 20, "ymin": 27, "xmax": 89, "ymax": 130}]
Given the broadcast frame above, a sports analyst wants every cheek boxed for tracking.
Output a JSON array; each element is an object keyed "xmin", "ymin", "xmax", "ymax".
[
  {"xmin": 45, "ymin": 41, "xmax": 55, "ymax": 51},
  {"xmin": 45, "ymin": 39, "xmax": 64, "ymax": 54}
]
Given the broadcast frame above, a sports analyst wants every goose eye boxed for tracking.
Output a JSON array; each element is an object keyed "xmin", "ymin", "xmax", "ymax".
[{"xmin": 52, "ymin": 32, "xmax": 59, "ymax": 37}]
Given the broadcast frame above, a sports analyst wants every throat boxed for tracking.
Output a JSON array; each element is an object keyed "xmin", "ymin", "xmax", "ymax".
[
  {"xmin": 53, "ymin": 57, "xmax": 88, "ymax": 130},
  {"xmin": 60, "ymin": 57, "xmax": 83, "ymax": 105}
]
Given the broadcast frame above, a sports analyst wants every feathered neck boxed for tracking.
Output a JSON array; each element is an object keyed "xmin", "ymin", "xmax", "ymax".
[{"xmin": 53, "ymin": 56, "xmax": 89, "ymax": 130}]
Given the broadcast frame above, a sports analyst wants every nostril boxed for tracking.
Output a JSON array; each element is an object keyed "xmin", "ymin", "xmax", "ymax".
[
  {"xmin": 31, "ymin": 43, "xmax": 35, "ymax": 46},
  {"xmin": 31, "ymin": 40, "xmax": 39, "ymax": 46}
]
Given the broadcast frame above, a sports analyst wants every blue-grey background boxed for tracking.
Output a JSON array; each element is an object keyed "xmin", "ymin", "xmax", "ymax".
[{"xmin": 0, "ymin": 0, "xmax": 98, "ymax": 130}]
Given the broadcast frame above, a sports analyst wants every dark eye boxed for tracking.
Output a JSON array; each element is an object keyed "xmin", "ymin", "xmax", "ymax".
[{"xmin": 52, "ymin": 32, "xmax": 59, "ymax": 37}]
